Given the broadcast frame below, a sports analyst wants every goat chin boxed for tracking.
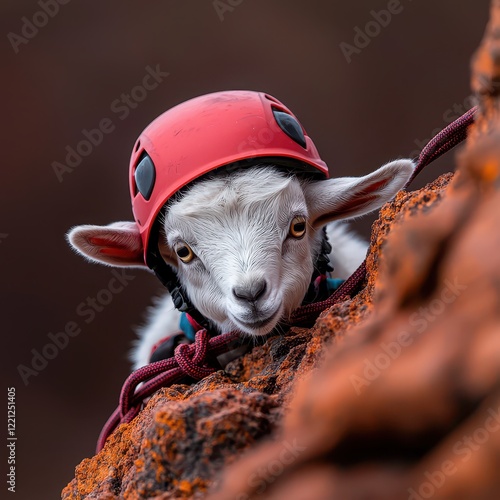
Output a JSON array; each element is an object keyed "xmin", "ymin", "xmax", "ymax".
[{"xmin": 228, "ymin": 303, "xmax": 284, "ymax": 336}]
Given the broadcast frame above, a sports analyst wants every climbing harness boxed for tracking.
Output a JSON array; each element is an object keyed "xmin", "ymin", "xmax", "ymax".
[{"xmin": 96, "ymin": 106, "xmax": 477, "ymax": 452}]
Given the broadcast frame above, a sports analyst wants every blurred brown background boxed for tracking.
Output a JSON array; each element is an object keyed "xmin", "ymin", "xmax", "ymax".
[{"xmin": 0, "ymin": 1, "xmax": 490, "ymax": 498}]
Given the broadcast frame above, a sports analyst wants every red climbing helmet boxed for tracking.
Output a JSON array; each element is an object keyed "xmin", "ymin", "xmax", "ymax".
[{"xmin": 129, "ymin": 90, "xmax": 329, "ymax": 263}]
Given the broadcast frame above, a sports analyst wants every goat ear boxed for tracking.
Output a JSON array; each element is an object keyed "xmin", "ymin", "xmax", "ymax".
[
  {"xmin": 67, "ymin": 221, "xmax": 147, "ymax": 268},
  {"xmin": 304, "ymin": 159, "xmax": 415, "ymax": 228}
]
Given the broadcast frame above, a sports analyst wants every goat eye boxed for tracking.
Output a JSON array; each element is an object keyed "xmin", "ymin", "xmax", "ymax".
[
  {"xmin": 175, "ymin": 243, "xmax": 195, "ymax": 263},
  {"xmin": 289, "ymin": 216, "xmax": 307, "ymax": 239}
]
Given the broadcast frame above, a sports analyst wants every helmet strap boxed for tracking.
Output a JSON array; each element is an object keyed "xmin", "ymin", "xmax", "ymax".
[{"xmin": 301, "ymin": 227, "xmax": 334, "ymax": 305}]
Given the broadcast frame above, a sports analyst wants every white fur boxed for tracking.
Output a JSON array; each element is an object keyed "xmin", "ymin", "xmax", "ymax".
[
  {"xmin": 327, "ymin": 222, "xmax": 368, "ymax": 279},
  {"xmin": 68, "ymin": 160, "xmax": 414, "ymax": 369},
  {"xmin": 131, "ymin": 294, "xmax": 181, "ymax": 369}
]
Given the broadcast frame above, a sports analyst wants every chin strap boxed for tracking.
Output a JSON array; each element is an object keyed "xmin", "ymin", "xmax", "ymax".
[
  {"xmin": 97, "ymin": 107, "xmax": 477, "ymax": 452},
  {"xmin": 301, "ymin": 227, "xmax": 335, "ymax": 306}
]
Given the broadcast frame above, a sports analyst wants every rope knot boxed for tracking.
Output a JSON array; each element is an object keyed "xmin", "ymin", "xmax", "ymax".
[{"xmin": 174, "ymin": 329, "xmax": 215, "ymax": 379}]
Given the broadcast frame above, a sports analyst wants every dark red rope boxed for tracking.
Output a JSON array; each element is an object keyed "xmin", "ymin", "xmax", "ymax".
[
  {"xmin": 96, "ymin": 107, "xmax": 477, "ymax": 452},
  {"xmin": 404, "ymin": 106, "xmax": 477, "ymax": 189},
  {"xmin": 288, "ymin": 261, "xmax": 367, "ymax": 323},
  {"xmin": 97, "ymin": 330, "xmax": 239, "ymax": 451}
]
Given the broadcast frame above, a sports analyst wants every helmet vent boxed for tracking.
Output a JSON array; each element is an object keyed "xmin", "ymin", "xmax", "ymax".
[
  {"xmin": 272, "ymin": 109, "xmax": 307, "ymax": 149},
  {"xmin": 134, "ymin": 154, "xmax": 156, "ymax": 201},
  {"xmin": 264, "ymin": 94, "xmax": 281, "ymax": 104},
  {"xmin": 134, "ymin": 140, "xmax": 141, "ymax": 152}
]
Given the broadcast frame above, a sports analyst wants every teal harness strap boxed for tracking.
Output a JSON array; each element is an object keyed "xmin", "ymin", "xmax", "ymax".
[
  {"xmin": 179, "ymin": 312, "xmax": 197, "ymax": 341},
  {"xmin": 326, "ymin": 278, "xmax": 344, "ymax": 294}
]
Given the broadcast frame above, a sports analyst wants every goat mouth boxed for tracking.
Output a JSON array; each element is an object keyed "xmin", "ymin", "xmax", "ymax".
[{"xmin": 234, "ymin": 307, "xmax": 281, "ymax": 332}]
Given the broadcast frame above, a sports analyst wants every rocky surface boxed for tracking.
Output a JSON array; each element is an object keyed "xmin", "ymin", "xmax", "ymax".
[{"xmin": 63, "ymin": 3, "xmax": 500, "ymax": 498}]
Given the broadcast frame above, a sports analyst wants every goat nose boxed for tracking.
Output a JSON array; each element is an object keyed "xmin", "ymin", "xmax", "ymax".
[{"xmin": 232, "ymin": 279, "xmax": 267, "ymax": 303}]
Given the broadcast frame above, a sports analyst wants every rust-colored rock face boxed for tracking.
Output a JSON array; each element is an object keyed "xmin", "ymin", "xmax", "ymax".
[{"xmin": 63, "ymin": 3, "xmax": 500, "ymax": 499}]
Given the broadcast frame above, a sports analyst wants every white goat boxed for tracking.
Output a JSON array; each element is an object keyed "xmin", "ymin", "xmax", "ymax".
[{"xmin": 68, "ymin": 161, "xmax": 413, "ymax": 369}]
